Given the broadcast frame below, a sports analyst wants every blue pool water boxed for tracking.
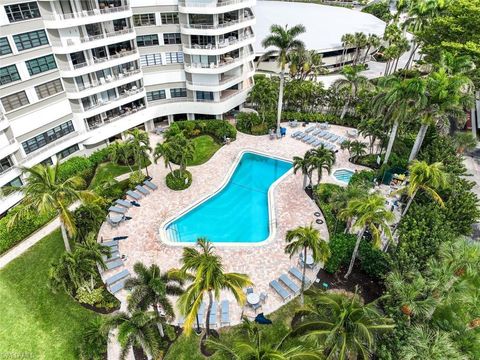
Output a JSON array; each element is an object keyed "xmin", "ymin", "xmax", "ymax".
[
  {"xmin": 166, "ymin": 152, "xmax": 292, "ymax": 243},
  {"xmin": 333, "ymin": 169, "xmax": 355, "ymax": 183}
]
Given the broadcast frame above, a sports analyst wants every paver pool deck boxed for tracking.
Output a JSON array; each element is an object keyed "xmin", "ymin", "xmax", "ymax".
[{"xmin": 99, "ymin": 124, "xmax": 369, "ymax": 325}]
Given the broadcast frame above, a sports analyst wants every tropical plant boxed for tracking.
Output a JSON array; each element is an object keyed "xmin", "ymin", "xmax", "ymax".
[
  {"xmin": 332, "ymin": 65, "xmax": 371, "ymax": 119},
  {"xmin": 6, "ymin": 164, "xmax": 97, "ymax": 252},
  {"xmin": 340, "ymin": 33, "xmax": 355, "ymax": 66},
  {"xmin": 168, "ymin": 133, "xmax": 195, "ymax": 178},
  {"xmin": 126, "ymin": 128, "xmax": 151, "ymax": 176},
  {"xmin": 293, "ymin": 151, "xmax": 314, "ymax": 189},
  {"xmin": 285, "ymin": 224, "xmax": 330, "ymax": 304},
  {"xmin": 154, "ymin": 141, "xmax": 176, "ymax": 173},
  {"xmin": 352, "ymin": 32, "xmax": 368, "ymax": 65},
  {"xmin": 293, "ymin": 290, "xmax": 394, "ymax": 359},
  {"xmin": 261, "ymin": 24, "xmax": 306, "ymax": 137},
  {"xmin": 176, "ymin": 238, "xmax": 252, "ymax": 338},
  {"xmin": 453, "ymin": 131, "xmax": 477, "ymax": 154},
  {"xmin": 309, "ymin": 146, "xmax": 336, "ymax": 185},
  {"xmin": 207, "ymin": 317, "xmax": 323, "ymax": 359},
  {"xmin": 350, "ymin": 141, "xmax": 368, "ymax": 162},
  {"xmin": 330, "ymin": 184, "xmax": 367, "ymax": 234},
  {"xmin": 103, "ymin": 310, "xmax": 162, "ymax": 360},
  {"xmin": 125, "ymin": 262, "xmax": 184, "ymax": 337},
  {"xmin": 107, "ymin": 141, "xmax": 133, "ymax": 171},
  {"xmin": 247, "ymin": 74, "xmax": 278, "ymax": 121},
  {"xmin": 339, "ymin": 193, "xmax": 394, "ymax": 278},
  {"xmin": 78, "ymin": 317, "xmax": 109, "ymax": 360},
  {"xmin": 363, "ymin": 33, "xmax": 381, "ymax": 64},
  {"xmin": 340, "ymin": 139, "xmax": 353, "ymax": 157}
]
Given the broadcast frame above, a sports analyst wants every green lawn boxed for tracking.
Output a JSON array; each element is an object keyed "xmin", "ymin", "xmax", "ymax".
[
  {"xmin": 188, "ymin": 135, "xmax": 221, "ymax": 166},
  {"xmin": 0, "ymin": 230, "xmax": 100, "ymax": 359},
  {"xmin": 89, "ymin": 162, "xmax": 133, "ymax": 188}
]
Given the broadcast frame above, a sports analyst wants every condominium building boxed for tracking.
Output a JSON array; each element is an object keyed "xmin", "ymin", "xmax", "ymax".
[{"xmin": 0, "ymin": 0, "xmax": 256, "ymax": 215}]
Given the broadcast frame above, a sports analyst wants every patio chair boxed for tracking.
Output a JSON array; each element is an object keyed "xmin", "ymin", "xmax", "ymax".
[
  {"xmin": 209, "ymin": 302, "xmax": 218, "ymax": 328},
  {"xmin": 324, "ymin": 132, "xmax": 333, "ymax": 140},
  {"xmin": 108, "ymin": 206, "xmax": 127, "ymax": 214},
  {"xmin": 318, "ymin": 130, "xmax": 327, "ymax": 138},
  {"xmin": 109, "ymin": 278, "xmax": 128, "ymax": 294},
  {"xmin": 135, "ymin": 185, "xmax": 149, "ymax": 196},
  {"xmin": 301, "ymin": 135, "xmax": 312, "ymax": 143},
  {"xmin": 259, "ymin": 292, "xmax": 268, "ymax": 303},
  {"xmin": 102, "ymin": 240, "xmax": 118, "ymax": 248},
  {"xmin": 107, "ymin": 215, "xmax": 125, "ymax": 228},
  {"xmin": 305, "ymin": 126, "xmax": 315, "ymax": 133},
  {"xmin": 337, "ymin": 137, "xmax": 347, "ymax": 144},
  {"xmin": 312, "ymin": 129, "xmax": 321, "ymax": 136},
  {"xmin": 106, "ymin": 258, "xmax": 124, "ymax": 271},
  {"xmin": 289, "ymin": 267, "xmax": 312, "ymax": 286},
  {"xmin": 246, "ymin": 287, "xmax": 254, "ymax": 294},
  {"xmin": 221, "ymin": 300, "xmax": 230, "ymax": 326},
  {"xmin": 297, "ymin": 132, "xmax": 307, "ymax": 140},
  {"xmin": 126, "ymin": 190, "xmax": 141, "ymax": 200},
  {"xmin": 102, "ymin": 250, "xmax": 120, "ymax": 263},
  {"xmin": 105, "ymin": 269, "xmax": 130, "ymax": 287},
  {"xmin": 269, "ymin": 280, "xmax": 291, "ymax": 301},
  {"xmin": 306, "ymin": 137, "xmax": 317, "ymax": 145},
  {"xmin": 279, "ymin": 274, "xmax": 300, "ymax": 295},
  {"xmin": 291, "ymin": 131, "xmax": 301, "ymax": 138},
  {"xmin": 115, "ymin": 199, "xmax": 132, "ymax": 208},
  {"xmin": 143, "ymin": 180, "xmax": 158, "ymax": 190},
  {"xmin": 252, "ymin": 302, "xmax": 262, "ymax": 313},
  {"xmin": 330, "ymin": 135, "xmax": 339, "ymax": 142},
  {"xmin": 311, "ymin": 139, "xmax": 321, "ymax": 147}
]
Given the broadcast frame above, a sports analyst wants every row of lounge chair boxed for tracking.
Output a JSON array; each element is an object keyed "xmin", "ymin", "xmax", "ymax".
[
  {"xmin": 291, "ymin": 127, "xmax": 347, "ymax": 151},
  {"xmin": 269, "ymin": 267, "xmax": 313, "ymax": 301},
  {"xmin": 102, "ymin": 240, "xmax": 131, "ymax": 293},
  {"xmin": 177, "ymin": 300, "xmax": 231, "ymax": 328}
]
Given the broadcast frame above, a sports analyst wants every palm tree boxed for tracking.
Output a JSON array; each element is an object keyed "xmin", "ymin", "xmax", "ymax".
[
  {"xmin": 332, "ymin": 65, "xmax": 371, "ymax": 120},
  {"xmin": 293, "ymin": 290, "xmax": 394, "ymax": 359},
  {"xmin": 6, "ymin": 164, "xmax": 97, "ymax": 252},
  {"xmin": 340, "ymin": 139, "xmax": 353, "ymax": 157},
  {"xmin": 169, "ymin": 133, "xmax": 195, "ymax": 178},
  {"xmin": 309, "ymin": 146, "xmax": 335, "ymax": 185},
  {"xmin": 154, "ymin": 141, "xmax": 175, "ymax": 173},
  {"xmin": 107, "ymin": 141, "xmax": 133, "ymax": 172},
  {"xmin": 453, "ymin": 131, "xmax": 477, "ymax": 154},
  {"xmin": 352, "ymin": 32, "xmax": 368, "ymax": 65},
  {"xmin": 330, "ymin": 184, "xmax": 367, "ymax": 234},
  {"xmin": 408, "ymin": 68, "xmax": 474, "ymax": 161},
  {"xmin": 340, "ymin": 33, "xmax": 355, "ymax": 66},
  {"xmin": 207, "ymin": 318, "xmax": 323, "ymax": 359},
  {"xmin": 373, "ymin": 76, "xmax": 427, "ymax": 164},
  {"xmin": 285, "ymin": 224, "xmax": 330, "ymax": 304},
  {"xmin": 103, "ymin": 310, "xmax": 161, "ymax": 360},
  {"xmin": 362, "ymin": 34, "xmax": 381, "ymax": 64},
  {"xmin": 78, "ymin": 317, "xmax": 109, "ymax": 360},
  {"xmin": 126, "ymin": 128, "xmax": 151, "ymax": 176},
  {"xmin": 339, "ymin": 193, "xmax": 394, "ymax": 278},
  {"xmin": 350, "ymin": 140, "xmax": 368, "ymax": 163},
  {"xmin": 293, "ymin": 151, "xmax": 314, "ymax": 189},
  {"xmin": 261, "ymin": 24, "xmax": 306, "ymax": 137},
  {"xmin": 395, "ymin": 160, "xmax": 448, "ymax": 217},
  {"xmin": 124, "ymin": 262, "xmax": 184, "ymax": 337},
  {"xmin": 176, "ymin": 238, "xmax": 252, "ymax": 338}
]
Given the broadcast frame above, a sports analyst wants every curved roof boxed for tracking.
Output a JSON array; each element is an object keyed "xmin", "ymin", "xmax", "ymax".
[{"xmin": 253, "ymin": 1, "xmax": 386, "ymax": 54}]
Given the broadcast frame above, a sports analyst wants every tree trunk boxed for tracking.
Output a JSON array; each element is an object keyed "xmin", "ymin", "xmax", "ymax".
[
  {"xmin": 344, "ymin": 228, "xmax": 366, "ymax": 279},
  {"xmin": 300, "ymin": 246, "xmax": 307, "ymax": 305},
  {"xmin": 340, "ymin": 99, "xmax": 350, "ymax": 120},
  {"xmin": 60, "ymin": 221, "xmax": 71, "ymax": 252},
  {"xmin": 402, "ymin": 191, "xmax": 417, "ymax": 217},
  {"xmin": 276, "ymin": 71, "xmax": 285, "ymax": 138},
  {"xmin": 302, "ymin": 174, "xmax": 308, "ymax": 189},
  {"xmin": 408, "ymin": 124, "xmax": 429, "ymax": 162},
  {"xmin": 154, "ymin": 307, "xmax": 165, "ymax": 337},
  {"xmin": 383, "ymin": 120, "xmax": 399, "ymax": 165},
  {"xmin": 405, "ymin": 42, "xmax": 419, "ymax": 69},
  {"xmin": 204, "ymin": 290, "xmax": 213, "ymax": 339},
  {"xmin": 363, "ymin": 45, "xmax": 371, "ymax": 64},
  {"xmin": 385, "ymin": 61, "xmax": 390, "ymax": 76}
]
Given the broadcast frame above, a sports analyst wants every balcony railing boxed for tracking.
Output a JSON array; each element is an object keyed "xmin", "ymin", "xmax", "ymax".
[
  {"xmin": 178, "ymin": 0, "xmax": 251, "ymax": 7},
  {"xmin": 70, "ymin": 49, "xmax": 137, "ymax": 70},
  {"xmin": 78, "ymin": 28, "xmax": 134, "ymax": 44},
  {"xmin": 83, "ymin": 87, "xmax": 144, "ymax": 111},
  {"xmin": 185, "ymin": 33, "xmax": 254, "ymax": 50},
  {"xmin": 185, "ymin": 50, "xmax": 254, "ymax": 70},
  {"xmin": 44, "ymin": 5, "xmax": 130, "ymax": 21},
  {"xmin": 75, "ymin": 69, "xmax": 141, "ymax": 92},
  {"xmin": 87, "ymin": 105, "xmax": 146, "ymax": 130},
  {"xmin": 183, "ymin": 15, "xmax": 254, "ymax": 29},
  {"xmin": 22, "ymin": 131, "xmax": 80, "ymax": 161}
]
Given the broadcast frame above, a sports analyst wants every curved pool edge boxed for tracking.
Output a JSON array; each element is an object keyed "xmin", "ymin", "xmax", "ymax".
[
  {"xmin": 332, "ymin": 167, "xmax": 355, "ymax": 185},
  {"xmin": 158, "ymin": 149, "xmax": 293, "ymax": 247}
]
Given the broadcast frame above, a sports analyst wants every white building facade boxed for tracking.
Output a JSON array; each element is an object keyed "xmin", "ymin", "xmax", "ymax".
[{"xmin": 0, "ymin": 0, "xmax": 255, "ymax": 215}]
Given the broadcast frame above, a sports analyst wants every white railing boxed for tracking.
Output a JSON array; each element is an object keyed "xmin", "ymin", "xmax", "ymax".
[
  {"xmin": 185, "ymin": 51, "xmax": 254, "ymax": 70},
  {"xmin": 87, "ymin": 105, "xmax": 146, "ymax": 130},
  {"xmin": 179, "ymin": 0, "xmax": 251, "ymax": 7},
  {"xmin": 44, "ymin": 5, "xmax": 130, "ymax": 21},
  {"xmin": 78, "ymin": 28, "xmax": 134, "ymax": 44},
  {"xmin": 70, "ymin": 49, "xmax": 137, "ymax": 70},
  {"xmin": 75, "ymin": 70, "xmax": 141, "ymax": 92},
  {"xmin": 83, "ymin": 87, "xmax": 144, "ymax": 111},
  {"xmin": 185, "ymin": 33, "xmax": 254, "ymax": 50},
  {"xmin": 183, "ymin": 15, "xmax": 254, "ymax": 29}
]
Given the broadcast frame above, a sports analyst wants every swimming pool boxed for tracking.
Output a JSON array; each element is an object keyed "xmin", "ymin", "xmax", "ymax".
[
  {"xmin": 333, "ymin": 169, "xmax": 355, "ymax": 184},
  {"xmin": 165, "ymin": 152, "xmax": 292, "ymax": 243}
]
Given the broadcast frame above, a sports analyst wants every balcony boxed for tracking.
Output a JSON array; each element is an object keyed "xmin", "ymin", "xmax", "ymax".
[
  {"xmin": 186, "ymin": 69, "xmax": 254, "ymax": 91},
  {"xmin": 0, "ymin": 138, "xmax": 19, "ymax": 160},
  {"xmin": 0, "ymin": 113, "xmax": 8, "ymax": 131},
  {"xmin": 181, "ymin": 15, "xmax": 255, "ymax": 35},
  {"xmin": 82, "ymin": 87, "xmax": 144, "ymax": 112},
  {"xmin": 183, "ymin": 33, "xmax": 254, "ymax": 55},
  {"xmin": 184, "ymin": 51, "xmax": 254, "ymax": 74},
  {"xmin": 86, "ymin": 104, "xmax": 146, "ymax": 131},
  {"xmin": 178, "ymin": 0, "xmax": 255, "ymax": 14}
]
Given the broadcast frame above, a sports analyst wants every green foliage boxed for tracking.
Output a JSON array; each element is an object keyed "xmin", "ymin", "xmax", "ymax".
[
  {"xmin": 187, "ymin": 135, "xmax": 221, "ymax": 166},
  {"xmin": 324, "ymin": 234, "xmax": 356, "ymax": 273},
  {"xmin": 164, "ymin": 324, "xmax": 177, "ymax": 342},
  {"xmin": 166, "ymin": 169, "xmax": 192, "ymax": 190},
  {"xmin": 57, "ymin": 156, "xmax": 94, "ymax": 184},
  {"xmin": 168, "ymin": 120, "xmax": 236, "ymax": 142},
  {"xmin": 93, "ymin": 179, "xmax": 129, "ymax": 202},
  {"xmin": 129, "ymin": 170, "xmax": 146, "ymax": 188},
  {"xmin": 236, "ymin": 112, "xmax": 274, "ymax": 135},
  {"xmin": 349, "ymin": 170, "xmax": 375, "ymax": 188},
  {"xmin": 359, "ymin": 240, "xmax": 391, "ymax": 279},
  {"xmin": 75, "ymin": 285, "xmax": 104, "ymax": 306},
  {"xmin": 362, "ymin": 0, "xmax": 392, "ymax": 22},
  {"xmin": 88, "ymin": 146, "xmax": 110, "ymax": 167},
  {"xmin": 73, "ymin": 203, "xmax": 107, "ymax": 243},
  {"xmin": 419, "ymin": 135, "xmax": 466, "ymax": 175}
]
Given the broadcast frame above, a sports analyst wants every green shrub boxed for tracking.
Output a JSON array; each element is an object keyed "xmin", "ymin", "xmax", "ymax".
[
  {"xmin": 359, "ymin": 241, "xmax": 391, "ymax": 279},
  {"xmin": 167, "ymin": 120, "xmax": 236, "ymax": 142},
  {"xmin": 129, "ymin": 170, "xmax": 145, "ymax": 188},
  {"xmin": 73, "ymin": 204, "xmax": 107, "ymax": 243},
  {"xmin": 315, "ymin": 183, "xmax": 342, "ymax": 203},
  {"xmin": 324, "ymin": 234, "xmax": 356, "ymax": 274},
  {"xmin": 362, "ymin": 0, "xmax": 392, "ymax": 22},
  {"xmin": 166, "ymin": 170, "xmax": 192, "ymax": 190},
  {"xmin": 236, "ymin": 112, "xmax": 274, "ymax": 135},
  {"xmin": 88, "ymin": 146, "xmax": 110, "ymax": 167},
  {"xmin": 164, "ymin": 324, "xmax": 177, "ymax": 342},
  {"xmin": 94, "ymin": 179, "xmax": 130, "ymax": 201},
  {"xmin": 57, "ymin": 156, "xmax": 94, "ymax": 184},
  {"xmin": 75, "ymin": 285, "xmax": 104, "ymax": 306},
  {"xmin": 349, "ymin": 170, "xmax": 376, "ymax": 188}
]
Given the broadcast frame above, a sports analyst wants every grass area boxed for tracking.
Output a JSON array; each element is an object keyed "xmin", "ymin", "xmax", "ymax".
[
  {"xmin": 89, "ymin": 162, "xmax": 132, "ymax": 188},
  {"xmin": 0, "ymin": 230, "xmax": 100, "ymax": 359},
  {"xmin": 188, "ymin": 135, "xmax": 221, "ymax": 166},
  {"xmin": 164, "ymin": 298, "xmax": 300, "ymax": 359}
]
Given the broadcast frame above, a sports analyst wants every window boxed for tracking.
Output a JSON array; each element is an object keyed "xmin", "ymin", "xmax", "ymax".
[
  {"xmin": 133, "ymin": 13, "xmax": 156, "ymax": 26},
  {"xmin": 170, "ymin": 88, "xmax": 186, "ymax": 98},
  {"xmin": 165, "ymin": 52, "xmax": 184, "ymax": 64},
  {"xmin": 13, "ymin": 30, "xmax": 48, "ymax": 51},
  {"xmin": 26, "ymin": 54, "xmax": 57, "ymax": 76},
  {"xmin": 22, "ymin": 121, "xmax": 75, "ymax": 155},
  {"xmin": 196, "ymin": 91, "xmax": 214, "ymax": 101},
  {"xmin": 5, "ymin": 2, "xmax": 41, "ymax": 23},
  {"xmin": 2, "ymin": 177, "xmax": 23, "ymax": 189},
  {"xmin": 1, "ymin": 91, "xmax": 29, "ymax": 112},
  {"xmin": 161, "ymin": 12, "xmax": 179, "ymax": 24},
  {"xmin": 0, "ymin": 37, "xmax": 12, "ymax": 56},
  {"xmin": 0, "ymin": 156, "xmax": 14, "ymax": 173},
  {"xmin": 147, "ymin": 90, "xmax": 166, "ymax": 101},
  {"xmin": 136, "ymin": 35, "xmax": 159, "ymax": 47},
  {"xmin": 140, "ymin": 53, "xmax": 162, "ymax": 67},
  {"xmin": 0, "ymin": 65, "xmax": 21, "ymax": 85},
  {"xmin": 57, "ymin": 144, "xmax": 79, "ymax": 159},
  {"xmin": 35, "ymin": 79, "xmax": 63, "ymax": 99},
  {"xmin": 40, "ymin": 157, "xmax": 53, "ymax": 166},
  {"xmin": 163, "ymin": 33, "xmax": 181, "ymax": 45}
]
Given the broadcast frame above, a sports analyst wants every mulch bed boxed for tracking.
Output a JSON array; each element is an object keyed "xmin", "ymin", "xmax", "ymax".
[{"xmin": 316, "ymin": 264, "xmax": 384, "ymax": 304}]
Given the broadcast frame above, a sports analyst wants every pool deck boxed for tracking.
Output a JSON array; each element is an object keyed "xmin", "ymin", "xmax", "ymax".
[{"xmin": 99, "ymin": 123, "xmax": 369, "ymax": 326}]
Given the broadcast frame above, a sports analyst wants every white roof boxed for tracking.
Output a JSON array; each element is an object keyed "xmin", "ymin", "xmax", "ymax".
[{"xmin": 253, "ymin": 1, "xmax": 386, "ymax": 54}]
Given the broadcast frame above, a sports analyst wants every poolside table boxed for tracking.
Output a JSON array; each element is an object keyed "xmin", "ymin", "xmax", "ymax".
[
  {"xmin": 247, "ymin": 293, "xmax": 260, "ymax": 305},
  {"xmin": 306, "ymin": 255, "xmax": 314, "ymax": 266}
]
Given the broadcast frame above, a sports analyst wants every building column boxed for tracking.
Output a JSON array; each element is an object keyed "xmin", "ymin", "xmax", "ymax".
[
  {"xmin": 144, "ymin": 118, "xmax": 155, "ymax": 131},
  {"xmin": 187, "ymin": 113, "xmax": 195, "ymax": 120},
  {"xmin": 471, "ymin": 107, "xmax": 477, "ymax": 139},
  {"xmin": 167, "ymin": 115, "xmax": 174, "ymax": 125},
  {"xmin": 215, "ymin": 114, "xmax": 223, "ymax": 120}
]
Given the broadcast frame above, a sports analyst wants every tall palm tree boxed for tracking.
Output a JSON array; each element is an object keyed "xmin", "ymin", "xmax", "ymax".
[
  {"xmin": 261, "ymin": 24, "xmax": 306, "ymax": 137},
  {"xmin": 126, "ymin": 128, "xmax": 151, "ymax": 176},
  {"xmin": 125, "ymin": 262, "xmax": 184, "ymax": 337},
  {"xmin": 154, "ymin": 141, "xmax": 175, "ymax": 173},
  {"xmin": 78, "ymin": 317, "xmax": 109, "ymax": 360},
  {"xmin": 408, "ymin": 68, "xmax": 474, "ymax": 161},
  {"xmin": 373, "ymin": 76, "xmax": 427, "ymax": 164},
  {"xmin": 332, "ymin": 65, "xmax": 371, "ymax": 119},
  {"xmin": 6, "ymin": 164, "xmax": 97, "ymax": 252},
  {"xmin": 395, "ymin": 160, "xmax": 448, "ymax": 217},
  {"xmin": 352, "ymin": 32, "xmax": 368, "ymax": 65},
  {"xmin": 350, "ymin": 140, "xmax": 368, "ymax": 163},
  {"xmin": 293, "ymin": 151, "xmax": 314, "ymax": 189},
  {"xmin": 330, "ymin": 184, "xmax": 367, "ymax": 234},
  {"xmin": 362, "ymin": 34, "xmax": 381, "ymax": 64},
  {"xmin": 207, "ymin": 318, "xmax": 323, "ymax": 359},
  {"xmin": 340, "ymin": 33, "xmax": 355, "ymax": 66},
  {"xmin": 285, "ymin": 224, "xmax": 330, "ymax": 304},
  {"xmin": 107, "ymin": 141, "xmax": 133, "ymax": 172},
  {"xmin": 339, "ymin": 194, "xmax": 394, "ymax": 278},
  {"xmin": 176, "ymin": 238, "xmax": 252, "ymax": 338},
  {"xmin": 309, "ymin": 146, "xmax": 335, "ymax": 185},
  {"xmin": 293, "ymin": 290, "xmax": 394, "ymax": 359},
  {"xmin": 103, "ymin": 310, "xmax": 161, "ymax": 360},
  {"xmin": 169, "ymin": 133, "xmax": 195, "ymax": 178}
]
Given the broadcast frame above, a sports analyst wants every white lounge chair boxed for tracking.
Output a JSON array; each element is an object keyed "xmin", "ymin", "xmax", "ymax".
[
  {"xmin": 143, "ymin": 180, "xmax": 157, "ymax": 190},
  {"xmin": 126, "ymin": 190, "xmax": 141, "ymax": 200},
  {"xmin": 269, "ymin": 280, "xmax": 291, "ymax": 301},
  {"xmin": 135, "ymin": 185, "xmax": 149, "ymax": 196},
  {"xmin": 279, "ymin": 274, "xmax": 300, "ymax": 295},
  {"xmin": 109, "ymin": 206, "xmax": 127, "ymax": 214},
  {"xmin": 115, "ymin": 199, "xmax": 132, "ymax": 208},
  {"xmin": 105, "ymin": 269, "xmax": 130, "ymax": 287},
  {"xmin": 289, "ymin": 267, "xmax": 312, "ymax": 286}
]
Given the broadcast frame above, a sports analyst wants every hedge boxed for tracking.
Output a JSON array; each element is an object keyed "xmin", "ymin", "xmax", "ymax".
[
  {"xmin": 167, "ymin": 120, "xmax": 236, "ymax": 142},
  {"xmin": 57, "ymin": 156, "xmax": 95, "ymax": 185}
]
